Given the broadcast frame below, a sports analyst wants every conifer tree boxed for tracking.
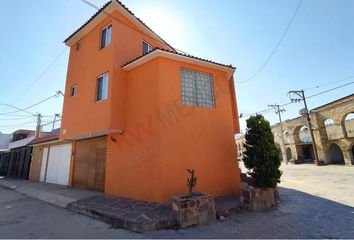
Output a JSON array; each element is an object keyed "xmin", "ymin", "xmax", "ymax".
[{"xmin": 243, "ymin": 114, "xmax": 282, "ymax": 188}]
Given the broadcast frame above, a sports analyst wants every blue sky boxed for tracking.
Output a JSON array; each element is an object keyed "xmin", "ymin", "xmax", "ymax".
[{"xmin": 0, "ymin": 0, "xmax": 353, "ymax": 134}]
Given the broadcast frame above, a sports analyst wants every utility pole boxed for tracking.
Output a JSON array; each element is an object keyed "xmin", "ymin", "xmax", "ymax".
[
  {"xmin": 268, "ymin": 104, "xmax": 288, "ymax": 164},
  {"xmin": 35, "ymin": 113, "xmax": 42, "ymax": 138},
  {"xmin": 288, "ymin": 90, "xmax": 320, "ymax": 165},
  {"xmin": 51, "ymin": 114, "xmax": 60, "ymax": 132}
]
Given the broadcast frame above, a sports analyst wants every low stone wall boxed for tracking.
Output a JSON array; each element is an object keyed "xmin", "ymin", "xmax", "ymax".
[{"xmin": 172, "ymin": 193, "xmax": 216, "ymax": 228}]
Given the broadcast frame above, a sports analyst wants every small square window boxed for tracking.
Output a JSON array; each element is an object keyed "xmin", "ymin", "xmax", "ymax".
[
  {"xmin": 100, "ymin": 24, "xmax": 112, "ymax": 49},
  {"xmin": 96, "ymin": 73, "xmax": 109, "ymax": 102},
  {"xmin": 143, "ymin": 41, "xmax": 154, "ymax": 55},
  {"xmin": 71, "ymin": 85, "xmax": 77, "ymax": 97}
]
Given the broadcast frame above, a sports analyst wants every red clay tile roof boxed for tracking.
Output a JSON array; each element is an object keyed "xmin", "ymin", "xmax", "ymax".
[
  {"xmin": 64, "ymin": 0, "xmax": 175, "ymax": 52},
  {"xmin": 28, "ymin": 134, "xmax": 59, "ymax": 145},
  {"xmin": 122, "ymin": 48, "xmax": 236, "ymax": 70}
]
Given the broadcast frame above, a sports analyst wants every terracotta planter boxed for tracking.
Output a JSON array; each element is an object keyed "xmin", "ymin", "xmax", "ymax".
[
  {"xmin": 240, "ymin": 186, "xmax": 277, "ymax": 212},
  {"xmin": 172, "ymin": 193, "xmax": 216, "ymax": 228}
]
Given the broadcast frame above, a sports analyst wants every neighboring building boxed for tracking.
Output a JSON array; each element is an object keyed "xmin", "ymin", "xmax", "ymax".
[
  {"xmin": 28, "ymin": 133, "xmax": 73, "ymax": 186},
  {"xmin": 0, "ymin": 130, "xmax": 35, "ymax": 178},
  {"xmin": 60, "ymin": 0, "xmax": 241, "ymax": 203},
  {"xmin": 235, "ymin": 134, "xmax": 246, "ymax": 161},
  {"xmin": 272, "ymin": 94, "xmax": 354, "ymax": 165},
  {"xmin": 0, "ymin": 132, "xmax": 10, "ymax": 152}
]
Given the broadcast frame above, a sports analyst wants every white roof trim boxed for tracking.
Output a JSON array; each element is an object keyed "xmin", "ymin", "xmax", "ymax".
[
  {"xmin": 65, "ymin": 1, "xmax": 174, "ymax": 51},
  {"xmin": 122, "ymin": 50, "xmax": 235, "ymax": 79}
]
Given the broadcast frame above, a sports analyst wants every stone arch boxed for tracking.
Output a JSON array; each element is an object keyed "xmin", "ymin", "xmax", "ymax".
[
  {"xmin": 293, "ymin": 125, "xmax": 311, "ymax": 143},
  {"xmin": 323, "ymin": 118, "xmax": 337, "ymax": 140},
  {"xmin": 283, "ymin": 130, "xmax": 290, "ymax": 144},
  {"xmin": 343, "ymin": 113, "xmax": 354, "ymax": 138},
  {"xmin": 327, "ymin": 143, "xmax": 345, "ymax": 165},
  {"xmin": 349, "ymin": 143, "xmax": 354, "ymax": 165},
  {"xmin": 286, "ymin": 147, "xmax": 292, "ymax": 161},
  {"xmin": 324, "ymin": 118, "xmax": 335, "ymax": 126}
]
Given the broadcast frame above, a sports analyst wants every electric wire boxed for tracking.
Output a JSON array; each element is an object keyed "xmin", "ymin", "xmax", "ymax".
[
  {"xmin": 240, "ymin": 81, "xmax": 354, "ymax": 118},
  {"xmin": 0, "ymin": 92, "xmax": 61, "ymax": 116},
  {"xmin": 303, "ymin": 75, "xmax": 354, "ymax": 91},
  {"xmin": 14, "ymin": 48, "xmax": 68, "ymax": 103},
  {"xmin": 237, "ymin": 0, "xmax": 303, "ymax": 83}
]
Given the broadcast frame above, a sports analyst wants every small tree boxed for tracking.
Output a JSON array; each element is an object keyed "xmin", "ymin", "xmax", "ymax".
[{"xmin": 243, "ymin": 114, "xmax": 282, "ymax": 188}]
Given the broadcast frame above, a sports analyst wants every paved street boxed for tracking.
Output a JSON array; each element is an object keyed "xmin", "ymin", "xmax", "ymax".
[
  {"xmin": 0, "ymin": 163, "xmax": 353, "ymax": 238},
  {"xmin": 0, "ymin": 188, "xmax": 141, "ymax": 239},
  {"xmin": 279, "ymin": 163, "xmax": 354, "ymax": 207}
]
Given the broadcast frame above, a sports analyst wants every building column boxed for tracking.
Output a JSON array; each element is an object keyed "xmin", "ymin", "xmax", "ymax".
[{"xmin": 342, "ymin": 149, "xmax": 353, "ymax": 166}]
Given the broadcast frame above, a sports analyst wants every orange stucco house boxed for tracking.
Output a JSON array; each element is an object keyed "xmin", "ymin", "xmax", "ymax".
[{"xmin": 60, "ymin": 0, "xmax": 241, "ymax": 203}]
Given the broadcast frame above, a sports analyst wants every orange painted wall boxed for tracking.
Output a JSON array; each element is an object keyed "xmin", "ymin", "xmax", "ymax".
[
  {"xmin": 105, "ymin": 59, "xmax": 163, "ymax": 202},
  {"xmin": 60, "ymin": 11, "xmax": 170, "ymax": 140},
  {"xmin": 104, "ymin": 57, "xmax": 241, "ymax": 203},
  {"xmin": 61, "ymin": 8, "xmax": 241, "ymax": 203}
]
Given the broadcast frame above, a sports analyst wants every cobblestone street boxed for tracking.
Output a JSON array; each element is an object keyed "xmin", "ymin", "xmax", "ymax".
[
  {"xmin": 146, "ymin": 163, "xmax": 354, "ymax": 238},
  {"xmin": 0, "ymin": 163, "xmax": 353, "ymax": 238}
]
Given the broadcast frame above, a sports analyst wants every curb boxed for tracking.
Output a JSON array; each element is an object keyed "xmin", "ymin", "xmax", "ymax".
[{"xmin": 0, "ymin": 180, "xmax": 76, "ymax": 208}]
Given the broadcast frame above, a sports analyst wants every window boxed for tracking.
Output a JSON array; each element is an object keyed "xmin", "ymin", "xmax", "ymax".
[
  {"xmin": 180, "ymin": 68, "xmax": 215, "ymax": 108},
  {"xmin": 71, "ymin": 85, "xmax": 77, "ymax": 97},
  {"xmin": 76, "ymin": 41, "xmax": 82, "ymax": 51},
  {"xmin": 143, "ymin": 41, "xmax": 154, "ymax": 54},
  {"xmin": 96, "ymin": 73, "xmax": 109, "ymax": 102},
  {"xmin": 100, "ymin": 24, "xmax": 112, "ymax": 49}
]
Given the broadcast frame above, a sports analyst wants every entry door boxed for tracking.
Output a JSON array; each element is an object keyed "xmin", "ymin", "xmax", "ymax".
[
  {"xmin": 39, "ymin": 147, "xmax": 49, "ymax": 182},
  {"xmin": 45, "ymin": 144, "xmax": 72, "ymax": 185},
  {"xmin": 73, "ymin": 136, "xmax": 106, "ymax": 191}
]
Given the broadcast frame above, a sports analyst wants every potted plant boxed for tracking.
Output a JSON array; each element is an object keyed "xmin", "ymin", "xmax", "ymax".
[
  {"xmin": 171, "ymin": 169, "xmax": 216, "ymax": 228},
  {"xmin": 240, "ymin": 114, "xmax": 282, "ymax": 212}
]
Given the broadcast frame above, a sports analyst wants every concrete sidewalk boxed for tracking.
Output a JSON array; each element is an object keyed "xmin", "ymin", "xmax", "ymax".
[{"xmin": 0, "ymin": 178, "xmax": 101, "ymax": 208}]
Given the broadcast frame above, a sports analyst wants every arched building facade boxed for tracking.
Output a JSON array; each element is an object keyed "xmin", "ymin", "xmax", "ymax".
[{"xmin": 271, "ymin": 94, "xmax": 354, "ymax": 165}]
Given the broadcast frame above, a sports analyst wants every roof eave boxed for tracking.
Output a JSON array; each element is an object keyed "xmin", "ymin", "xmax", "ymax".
[
  {"xmin": 122, "ymin": 49, "xmax": 235, "ymax": 79},
  {"xmin": 64, "ymin": 1, "xmax": 175, "ymax": 52}
]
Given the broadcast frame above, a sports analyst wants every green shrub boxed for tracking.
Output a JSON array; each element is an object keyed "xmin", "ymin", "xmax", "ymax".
[{"xmin": 243, "ymin": 114, "xmax": 282, "ymax": 188}]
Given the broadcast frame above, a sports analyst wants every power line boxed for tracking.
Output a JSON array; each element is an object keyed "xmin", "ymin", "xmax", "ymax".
[
  {"xmin": 0, "ymin": 114, "xmax": 34, "ymax": 117},
  {"xmin": 0, "ymin": 121, "xmax": 38, "ymax": 128},
  {"xmin": 0, "ymin": 103, "xmax": 35, "ymax": 115},
  {"xmin": 14, "ymin": 48, "xmax": 68, "ymax": 103},
  {"xmin": 307, "ymin": 81, "xmax": 354, "ymax": 99},
  {"xmin": 0, "ymin": 116, "xmax": 35, "ymax": 121},
  {"xmin": 240, "ymin": 80, "xmax": 354, "ymax": 118},
  {"xmin": 0, "ymin": 91, "xmax": 62, "ymax": 116},
  {"xmin": 238, "ymin": 0, "xmax": 303, "ymax": 84},
  {"xmin": 303, "ymin": 75, "xmax": 354, "ymax": 91}
]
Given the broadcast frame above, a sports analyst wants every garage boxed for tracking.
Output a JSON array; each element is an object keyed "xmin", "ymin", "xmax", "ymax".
[
  {"xmin": 29, "ymin": 134, "xmax": 73, "ymax": 186},
  {"xmin": 73, "ymin": 136, "xmax": 106, "ymax": 191},
  {"xmin": 45, "ymin": 144, "xmax": 72, "ymax": 185}
]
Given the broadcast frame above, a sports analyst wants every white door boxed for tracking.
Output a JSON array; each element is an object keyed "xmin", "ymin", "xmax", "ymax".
[
  {"xmin": 45, "ymin": 144, "xmax": 72, "ymax": 186},
  {"xmin": 39, "ymin": 147, "xmax": 49, "ymax": 182}
]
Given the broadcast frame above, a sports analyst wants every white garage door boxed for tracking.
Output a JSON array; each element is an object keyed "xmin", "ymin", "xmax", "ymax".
[{"xmin": 45, "ymin": 144, "xmax": 72, "ymax": 186}]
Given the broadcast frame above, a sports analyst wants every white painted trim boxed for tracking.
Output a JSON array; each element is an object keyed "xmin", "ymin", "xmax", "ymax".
[{"xmin": 122, "ymin": 50, "xmax": 235, "ymax": 79}]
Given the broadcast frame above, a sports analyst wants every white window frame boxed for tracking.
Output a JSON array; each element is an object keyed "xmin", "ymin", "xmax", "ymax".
[
  {"xmin": 100, "ymin": 24, "xmax": 112, "ymax": 49},
  {"xmin": 71, "ymin": 85, "xmax": 77, "ymax": 97},
  {"xmin": 143, "ymin": 41, "xmax": 154, "ymax": 54},
  {"xmin": 96, "ymin": 73, "xmax": 109, "ymax": 102}
]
